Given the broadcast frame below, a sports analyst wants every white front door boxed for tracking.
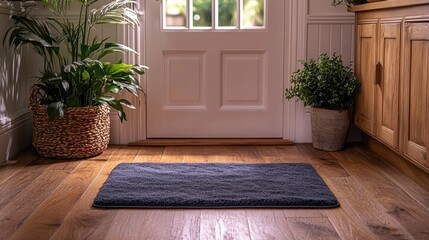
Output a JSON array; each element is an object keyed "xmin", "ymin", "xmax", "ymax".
[{"xmin": 146, "ymin": 0, "xmax": 284, "ymax": 138}]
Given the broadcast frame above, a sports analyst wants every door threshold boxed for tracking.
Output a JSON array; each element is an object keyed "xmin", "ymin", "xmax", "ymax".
[{"xmin": 129, "ymin": 138, "xmax": 295, "ymax": 146}]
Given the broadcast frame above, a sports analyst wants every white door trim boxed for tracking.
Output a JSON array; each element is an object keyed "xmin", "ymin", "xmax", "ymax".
[{"xmin": 283, "ymin": 0, "xmax": 307, "ymax": 141}]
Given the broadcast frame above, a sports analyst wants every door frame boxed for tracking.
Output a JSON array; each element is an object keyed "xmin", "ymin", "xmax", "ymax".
[{"xmin": 115, "ymin": 0, "xmax": 307, "ymax": 144}]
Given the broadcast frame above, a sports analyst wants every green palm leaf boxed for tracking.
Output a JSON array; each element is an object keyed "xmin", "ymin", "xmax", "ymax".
[
  {"xmin": 5, "ymin": 15, "xmax": 62, "ymax": 73},
  {"xmin": 88, "ymin": 0, "xmax": 140, "ymax": 28}
]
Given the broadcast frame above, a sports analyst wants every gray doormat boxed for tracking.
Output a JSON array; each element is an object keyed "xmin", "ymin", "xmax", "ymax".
[{"xmin": 93, "ymin": 163, "xmax": 339, "ymax": 208}]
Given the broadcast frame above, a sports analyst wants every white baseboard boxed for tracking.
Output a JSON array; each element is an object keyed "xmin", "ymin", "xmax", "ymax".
[{"xmin": 0, "ymin": 110, "xmax": 32, "ymax": 165}]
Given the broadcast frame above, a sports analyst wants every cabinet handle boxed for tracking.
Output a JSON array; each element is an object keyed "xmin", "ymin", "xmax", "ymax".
[{"xmin": 376, "ymin": 62, "xmax": 382, "ymax": 85}]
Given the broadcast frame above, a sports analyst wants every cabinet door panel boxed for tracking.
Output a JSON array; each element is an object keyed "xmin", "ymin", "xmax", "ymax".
[
  {"xmin": 355, "ymin": 23, "xmax": 377, "ymax": 135},
  {"xmin": 376, "ymin": 23, "xmax": 400, "ymax": 149},
  {"xmin": 402, "ymin": 23, "xmax": 429, "ymax": 167}
]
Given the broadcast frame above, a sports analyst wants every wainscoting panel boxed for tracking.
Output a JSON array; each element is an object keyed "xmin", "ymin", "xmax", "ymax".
[
  {"xmin": 307, "ymin": 22, "xmax": 355, "ymax": 63},
  {"xmin": 0, "ymin": 111, "xmax": 32, "ymax": 165}
]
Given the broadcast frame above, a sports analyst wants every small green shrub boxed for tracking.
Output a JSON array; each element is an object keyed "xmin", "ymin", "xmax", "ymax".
[{"xmin": 285, "ymin": 53, "xmax": 361, "ymax": 110}]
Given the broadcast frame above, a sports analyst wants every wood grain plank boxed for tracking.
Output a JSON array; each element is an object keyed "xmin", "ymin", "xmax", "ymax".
[
  {"xmin": 9, "ymin": 158, "xmax": 108, "ymax": 240},
  {"xmin": 202, "ymin": 146, "xmax": 243, "ymax": 163},
  {"xmin": 183, "ymin": 145, "xmax": 283, "ymax": 163},
  {"xmin": 159, "ymin": 146, "xmax": 190, "ymax": 163},
  {"xmin": 328, "ymin": 177, "xmax": 414, "ymax": 239},
  {"xmin": 0, "ymin": 148, "xmax": 38, "ymax": 184},
  {"xmin": 331, "ymin": 150, "xmax": 429, "ymax": 238},
  {"xmin": 105, "ymin": 210, "xmax": 176, "ymax": 240},
  {"xmin": 287, "ymin": 217, "xmax": 341, "ymax": 240},
  {"xmin": 251, "ymin": 146, "xmax": 286, "ymax": 163},
  {"xmin": 325, "ymin": 198, "xmax": 379, "ymax": 240},
  {"xmin": 366, "ymin": 136, "xmax": 429, "ymax": 189},
  {"xmin": 0, "ymin": 159, "xmax": 80, "ymax": 240},
  {"xmin": 330, "ymin": 150, "xmax": 398, "ymax": 189},
  {"xmin": 247, "ymin": 210, "xmax": 295, "ymax": 240},
  {"xmin": 161, "ymin": 146, "xmax": 243, "ymax": 163},
  {"xmin": 200, "ymin": 209, "xmax": 251, "ymax": 240},
  {"xmin": 296, "ymin": 144, "xmax": 350, "ymax": 178},
  {"xmin": 274, "ymin": 145, "xmax": 308, "ymax": 163},
  {"xmin": 170, "ymin": 210, "xmax": 201, "ymax": 240},
  {"xmin": 354, "ymin": 146, "xmax": 429, "ymax": 208},
  {"xmin": 282, "ymin": 209, "xmax": 327, "ymax": 218},
  {"xmin": 236, "ymin": 146, "xmax": 261, "ymax": 163},
  {"xmin": 133, "ymin": 146, "xmax": 164, "ymax": 163},
  {"xmin": 374, "ymin": 187, "xmax": 429, "ymax": 239},
  {"xmin": 0, "ymin": 157, "xmax": 52, "ymax": 211},
  {"xmin": 49, "ymin": 147, "xmax": 143, "ymax": 240}
]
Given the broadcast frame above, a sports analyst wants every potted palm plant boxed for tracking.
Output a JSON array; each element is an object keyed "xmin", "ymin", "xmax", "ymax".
[
  {"xmin": 285, "ymin": 53, "xmax": 361, "ymax": 151},
  {"xmin": 4, "ymin": 0, "xmax": 147, "ymax": 158}
]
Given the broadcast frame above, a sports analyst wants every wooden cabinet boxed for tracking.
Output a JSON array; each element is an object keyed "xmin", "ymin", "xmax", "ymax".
[
  {"xmin": 354, "ymin": 20, "xmax": 400, "ymax": 150},
  {"xmin": 377, "ymin": 22, "xmax": 401, "ymax": 149},
  {"xmin": 355, "ymin": 23, "xmax": 377, "ymax": 135},
  {"xmin": 351, "ymin": 1, "xmax": 429, "ymax": 172},
  {"xmin": 401, "ymin": 22, "xmax": 429, "ymax": 169}
]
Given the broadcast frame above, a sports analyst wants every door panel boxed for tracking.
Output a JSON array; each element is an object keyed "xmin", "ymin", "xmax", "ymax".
[
  {"xmin": 146, "ymin": 0, "xmax": 284, "ymax": 138},
  {"xmin": 163, "ymin": 51, "xmax": 207, "ymax": 109},
  {"xmin": 221, "ymin": 52, "xmax": 266, "ymax": 110}
]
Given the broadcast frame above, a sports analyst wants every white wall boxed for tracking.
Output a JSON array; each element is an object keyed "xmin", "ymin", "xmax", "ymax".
[
  {"xmin": 0, "ymin": 2, "xmax": 35, "ymax": 165},
  {"xmin": 291, "ymin": 0, "xmax": 360, "ymax": 143}
]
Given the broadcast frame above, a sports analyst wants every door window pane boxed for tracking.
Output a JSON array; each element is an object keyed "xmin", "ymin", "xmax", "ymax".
[
  {"xmin": 162, "ymin": 0, "xmax": 265, "ymax": 30},
  {"xmin": 242, "ymin": 0, "xmax": 264, "ymax": 28},
  {"xmin": 192, "ymin": 0, "xmax": 212, "ymax": 27},
  {"xmin": 165, "ymin": 0, "xmax": 187, "ymax": 27},
  {"xmin": 218, "ymin": 0, "xmax": 237, "ymax": 27}
]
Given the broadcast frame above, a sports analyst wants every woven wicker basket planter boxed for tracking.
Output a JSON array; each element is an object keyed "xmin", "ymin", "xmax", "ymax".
[
  {"xmin": 311, "ymin": 108, "xmax": 350, "ymax": 151},
  {"xmin": 30, "ymin": 103, "xmax": 110, "ymax": 159}
]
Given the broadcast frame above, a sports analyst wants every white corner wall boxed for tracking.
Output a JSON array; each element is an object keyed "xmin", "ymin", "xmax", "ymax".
[
  {"xmin": 0, "ymin": 3, "xmax": 34, "ymax": 165},
  {"xmin": 291, "ymin": 0, "xmax": 359, "ymax": 143}
]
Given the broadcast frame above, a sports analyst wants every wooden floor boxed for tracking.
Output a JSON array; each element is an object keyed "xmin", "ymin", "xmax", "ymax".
[{"xmin": 0, "ymin": 144, "xmax": 428, "ymax": 240}]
